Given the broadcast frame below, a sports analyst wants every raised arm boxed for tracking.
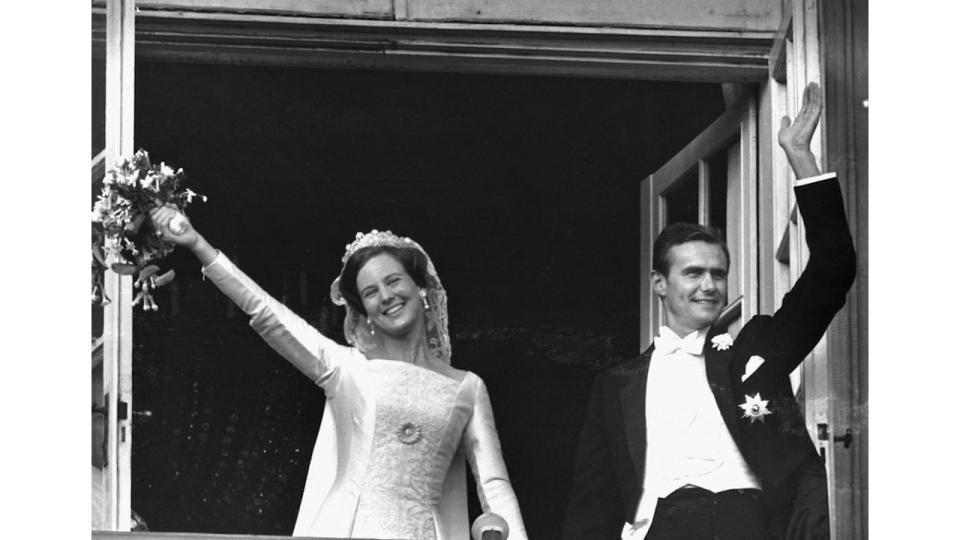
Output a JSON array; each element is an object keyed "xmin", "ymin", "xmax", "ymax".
[
  {"xmin": 758, "ymin": 82, "xmax": 857, "ymax": 373},
  {"xmin": 149, "ymin": 206, "xmax": 358, "ymax": 394},
  {"xmin": 461, "ymin": 378, "xmax": 528, "ymax": 540}
]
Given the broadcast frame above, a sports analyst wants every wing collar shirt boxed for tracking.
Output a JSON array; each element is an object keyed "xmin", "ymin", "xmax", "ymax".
[{"xmin": 621, "ymin": 326, "xmax": 760, "ymax": 539}]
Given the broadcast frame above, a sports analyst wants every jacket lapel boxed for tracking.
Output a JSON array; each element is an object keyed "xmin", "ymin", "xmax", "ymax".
[
  {"xmin": 619, "ymin": 345, "xmax": 654, "ymax": 488},
  {"xmin": 703, "ymin": 327, "xmax": 743, "ymax": 447}
]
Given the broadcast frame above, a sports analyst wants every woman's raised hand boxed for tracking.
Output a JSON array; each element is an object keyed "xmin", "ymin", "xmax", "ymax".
[
  {"xmin": 149, "ymin": 204, "xmax": 199, "ymax": 248},
  {"xmin": 149, "ymin": 204, "xmax": 219, "ymax": 266}
]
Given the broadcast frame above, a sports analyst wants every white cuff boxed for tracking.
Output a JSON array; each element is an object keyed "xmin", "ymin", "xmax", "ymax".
[
  {"xmin": 794, "ymin": 172, "xmax": 837, "ymax": 187},
  {"xmin": 200, "ymin": 250, "xmax": 227, "ymax": 274}
]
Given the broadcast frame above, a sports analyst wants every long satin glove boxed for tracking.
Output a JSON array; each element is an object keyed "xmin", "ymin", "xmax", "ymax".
[
  {"xmin": 462, "ymin": 379, "xmax": 528, "ymax": 540},
  {"xmin": 201, "ymin": 252, "xmax": 359, "ymax": 394}
]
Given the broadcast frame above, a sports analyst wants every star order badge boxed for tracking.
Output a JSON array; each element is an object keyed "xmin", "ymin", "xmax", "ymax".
[{"xmin": 739, "ymin": 393, "xmax": 772, "ymax": 423}]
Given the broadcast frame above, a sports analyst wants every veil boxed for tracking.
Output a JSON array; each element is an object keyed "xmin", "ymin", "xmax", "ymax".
[{"xmin": 328, "ymin": 230, "xmax": 451, "ymax": 364}]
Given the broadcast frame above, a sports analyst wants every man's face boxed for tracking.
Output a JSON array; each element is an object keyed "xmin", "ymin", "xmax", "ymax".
[{"xmin": 653, "ymin": 240, "xmax": 728, "ymax": 336}]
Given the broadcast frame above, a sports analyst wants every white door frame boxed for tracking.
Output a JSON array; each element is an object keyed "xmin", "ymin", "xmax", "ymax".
[{"xmin": 99, "ymin": 0, "xmax": 136, "ymax": 531}]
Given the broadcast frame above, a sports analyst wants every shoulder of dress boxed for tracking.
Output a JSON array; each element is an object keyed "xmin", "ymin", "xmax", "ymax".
[
  {"xmin": 332, "ymin": 344, "xmax": 370, "ymax": 372},
  {"xmin": 455, "ymin": 367, "xmax": 478, "ymax": 384},
  {"xmin": 453, "ymin": 370, "xmax": 489, "ymax": 395},
  {"xmin": 420, "ymin": 359, "xmax": 471, "ymax": 384}
]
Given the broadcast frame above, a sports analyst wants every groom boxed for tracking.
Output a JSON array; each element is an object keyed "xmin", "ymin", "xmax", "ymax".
[{"xmin": 562, "ymin": 82, "xmax": 855, "ymax": 540}]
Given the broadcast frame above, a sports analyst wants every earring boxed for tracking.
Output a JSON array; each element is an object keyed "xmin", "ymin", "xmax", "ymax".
[
  {"xmin": 419, "ymin": 289, "xmax": 430, "ymax": 310},
  {"xmin": 366, "ymin": 316, "xmax": 375, "ymax": 335}
]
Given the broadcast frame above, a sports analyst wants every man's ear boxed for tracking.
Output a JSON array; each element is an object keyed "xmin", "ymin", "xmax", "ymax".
[{"xmin": 651, "ymin": 270, "xmax": 666, "ymax": 298}]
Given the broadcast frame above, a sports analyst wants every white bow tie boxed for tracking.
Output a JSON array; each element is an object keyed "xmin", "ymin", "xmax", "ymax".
[{"xmin": 653, "ymin": 330, "xmax": 704, "ymax": 356}]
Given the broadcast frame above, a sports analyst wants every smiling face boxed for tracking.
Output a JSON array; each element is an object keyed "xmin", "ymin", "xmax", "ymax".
[
  {"xmin": 652, "ymin": 240, "xmax": 728, "ymax": 337},
  {"xmin": 356, "ymin": 253, "xmax": 425, "ymax": 337}
]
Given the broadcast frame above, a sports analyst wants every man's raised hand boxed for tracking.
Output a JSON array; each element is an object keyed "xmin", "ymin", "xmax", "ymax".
[{"xmin": 778, "ymin": 82, "xmax": 822, "ymax": 155}]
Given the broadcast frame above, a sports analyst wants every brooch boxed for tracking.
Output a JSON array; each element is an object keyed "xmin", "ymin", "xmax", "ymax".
[
  {"xmin": 711, "ymin": 333, "xmax": 733, "ymax": 351},
  {"xmin": 397, "ymin": 422, "xmax": 423, "ymax": 445},
  {"xmin": 739, "ymin": 393, "xmax": 772, "ymax": 424}
]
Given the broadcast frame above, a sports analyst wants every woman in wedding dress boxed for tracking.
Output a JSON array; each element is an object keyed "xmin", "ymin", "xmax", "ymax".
[{"xmin": 150, "ymin": 207, "xmax": 527, "ymax": 540}]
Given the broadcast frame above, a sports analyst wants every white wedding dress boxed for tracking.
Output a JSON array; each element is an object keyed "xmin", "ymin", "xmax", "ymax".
[{"xmin": 202, "ymin": 252, "xmax": 527, "ymax": 540}]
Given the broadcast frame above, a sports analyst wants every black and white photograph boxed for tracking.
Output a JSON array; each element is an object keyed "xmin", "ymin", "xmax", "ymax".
[
  {"xmin": 85, "ymin": 1, "xmax": 868, "ymax": 539},
  {"xmin": 18, "ymin": 0, "xmax": 939, "ymax": 539}
]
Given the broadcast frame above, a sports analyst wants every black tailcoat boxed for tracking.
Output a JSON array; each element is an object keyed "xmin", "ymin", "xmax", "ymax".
[{"xmin": 562, "ymin": 177, "xmax": 856, "ymax": 539}]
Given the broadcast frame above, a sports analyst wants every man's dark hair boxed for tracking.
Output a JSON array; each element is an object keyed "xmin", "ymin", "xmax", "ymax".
[
  {"xmin": 338, "ymin": 245, "xmax": 431, "ymax": 315},
  {"xmin": 652, "ymin": 222, "xmax": 730, "ymax": 275}
]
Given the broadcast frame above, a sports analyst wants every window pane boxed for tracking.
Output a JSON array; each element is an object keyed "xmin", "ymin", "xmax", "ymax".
[
  {"xmin": 707, "ymin": 148, "xmax": 728, "ymax": 234},
  {"xmin": 664, "ymin": 169, "xmax": 698, "ymax": 225}
]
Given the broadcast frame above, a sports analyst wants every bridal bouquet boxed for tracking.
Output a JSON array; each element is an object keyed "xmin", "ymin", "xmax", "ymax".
[{"xmin": 91, "ymin": 149, "xmax": 206, "ymax": 310}]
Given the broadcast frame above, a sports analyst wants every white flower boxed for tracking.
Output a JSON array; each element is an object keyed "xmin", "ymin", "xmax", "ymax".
[
  {"xmin": 739, "ymin": 393, "xmax": 772, "ymax": 424},
  {"xmin": 91, "ymin": 198, "xmax": 109, "ymax": 222},
  {"xmin": 104, "ymin": 236, "xmax": 121, "ymax": 255},
  {"xmin": 160, "ymin": 163, "xmax": 174, "ymax": 177},
  {"xmin": 711, "ymin": 333, "xmax": 733, "ymax": 351},
  {"xmin": 118, "ymin": 171, "xmax": 136, "ymax": 186}
]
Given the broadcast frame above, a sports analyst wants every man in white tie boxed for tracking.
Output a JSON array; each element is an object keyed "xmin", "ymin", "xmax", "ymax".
[{"xmin": 562, "ymin": 82, "xmax": 856, "ymax": 540}]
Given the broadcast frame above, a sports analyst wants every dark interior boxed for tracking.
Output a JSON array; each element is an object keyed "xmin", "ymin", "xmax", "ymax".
[{"xmin": 92, "ymin": 59, "xmax": 725, "ymax": 537}]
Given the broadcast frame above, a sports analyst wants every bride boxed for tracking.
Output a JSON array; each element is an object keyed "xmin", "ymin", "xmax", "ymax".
[{"xmin": 150, "ymin": 207, "xmax": 527, "ymax": 539}]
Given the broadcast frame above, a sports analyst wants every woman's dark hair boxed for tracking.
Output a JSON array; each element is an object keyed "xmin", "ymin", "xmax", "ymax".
[
  {"xmin": 652, "ymin": 222, "xmax": 730, "ymax": 275},
  {"xmin": 338, "ymin": 245, "xmax": 431, "ymax": 315}
]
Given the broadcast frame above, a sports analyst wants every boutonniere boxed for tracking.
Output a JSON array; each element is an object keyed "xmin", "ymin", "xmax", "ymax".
[
  {"xmin": 739, "ymin": 393, "xmax": 772, "ymax": 423},
  {"xmin": 711, "ymin": 333, "xmax": 733, "ymax": 351}
]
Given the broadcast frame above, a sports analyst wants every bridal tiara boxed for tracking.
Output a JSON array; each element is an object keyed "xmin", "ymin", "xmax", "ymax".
[{"xmin": 341, "ymin": 229, "xmax": 417, "ymax": 263}]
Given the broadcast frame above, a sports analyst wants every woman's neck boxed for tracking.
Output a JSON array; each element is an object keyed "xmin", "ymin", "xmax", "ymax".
[
  {"xmin": 377, "ymin": 335, "xmax": 433, "ymax": 364},
  {"xmin": 370, "ymin": 318, "xmax": 437, "ymax": 365}
]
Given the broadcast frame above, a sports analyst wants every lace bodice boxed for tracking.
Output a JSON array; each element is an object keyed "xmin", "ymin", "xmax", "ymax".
[{"xmin": 352, "ymin": 361, "xmax": 468, "ymax": 539}]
